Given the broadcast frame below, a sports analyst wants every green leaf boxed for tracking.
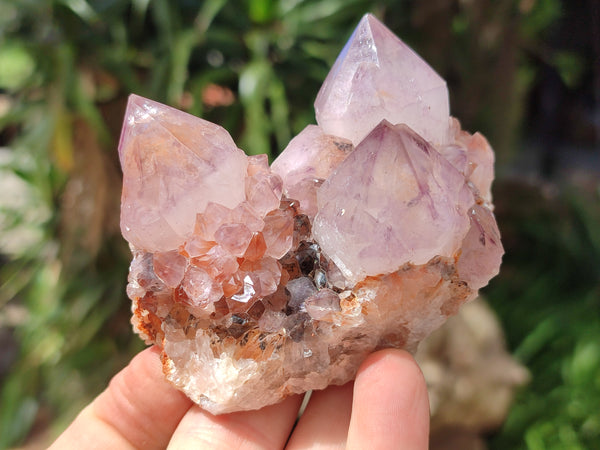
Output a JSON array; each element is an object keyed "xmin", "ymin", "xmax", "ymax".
[
  {"xmin": 0, "ymin": 42, "xmax": 36, "ymax": 91},
  {"xmin": 248, "ymin": 0, "xmax": 275, "ymax": 23},
  {"xmin": 0, "ymin": 369, "xmax": 39, "ymax": 448},
  {"xmin": 553, "ymin": 51, "xmax": 586, "ymax": 89},
  {"xmin": 56, "ymin": 0, "xmax": 99, "ymax": 23}
]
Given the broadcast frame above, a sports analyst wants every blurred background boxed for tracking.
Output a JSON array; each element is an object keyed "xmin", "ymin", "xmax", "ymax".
[{"xmin": 0, "ymin": 0, "xmax": 598, "ymax": 448}]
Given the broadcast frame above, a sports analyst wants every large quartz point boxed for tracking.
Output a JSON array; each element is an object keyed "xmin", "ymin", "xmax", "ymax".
[
  {"xmin": 315, "ymin": 14, "xmax": 450, "ymax": 147},
  {"xmin": 120, "ymin": 14, "xmax": 503, "ymax": 414},
  {"xmin": 119, "ymin": 95, "xmax": 248, "ymax": 252},
  {"xmin": 313, "ymin": 121, "xmax": 474, "ymax": 283}
]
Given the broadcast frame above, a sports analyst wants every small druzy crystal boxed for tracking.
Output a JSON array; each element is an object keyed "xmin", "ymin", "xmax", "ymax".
[{"xmin": 120, "ymin": 14, "xmax": 503, "ymax": 414}]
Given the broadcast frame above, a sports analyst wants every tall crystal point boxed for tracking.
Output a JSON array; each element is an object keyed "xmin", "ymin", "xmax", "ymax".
[
  {"xmin": 119, "ymin": 95, "xmax": 247, "ymax": 251},
  {"xmin": 315, "ymin": 14, "xmax": 450, "ymax": 146}
]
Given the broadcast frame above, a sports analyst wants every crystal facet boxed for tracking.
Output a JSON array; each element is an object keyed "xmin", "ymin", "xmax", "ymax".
[{"xmin": 120, "ymin": 14, "xmax": 503, "ymax": 414}]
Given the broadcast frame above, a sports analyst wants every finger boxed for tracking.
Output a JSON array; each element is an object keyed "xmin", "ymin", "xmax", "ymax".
[
  {"xmin": 50, "ymin": 346, "xmax": 193, "ymax": 450},
  {"xmin": 285, "ymin": 382, "xmax": 353, "ymax": 450},
  {"xmin": 347, "ymin": 349, "xmax": 430, "ymax": 450},
  {"xmin": 167, "ymin": 394, "xmax": 303, "ymax": 449}
]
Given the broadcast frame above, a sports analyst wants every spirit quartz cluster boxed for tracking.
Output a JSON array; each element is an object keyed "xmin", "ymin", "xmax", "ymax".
[{"xmin": 119, "ymin": 14, "xmax": 503, "ymax": 414}]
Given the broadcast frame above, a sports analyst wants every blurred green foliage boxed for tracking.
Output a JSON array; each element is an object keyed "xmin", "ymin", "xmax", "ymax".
[
  {"xmin": 0, "ymin": 0, "xmax": 598, "ymax": 448},
  {"xmin": 488, "ymin": 182, "xmax": 600, "ymax": 449}
]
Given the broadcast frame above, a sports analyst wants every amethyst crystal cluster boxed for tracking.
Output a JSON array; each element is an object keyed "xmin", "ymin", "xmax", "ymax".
[{"xmin": 119, "ymin": 14, "xmax": 503, "ymax": 413}]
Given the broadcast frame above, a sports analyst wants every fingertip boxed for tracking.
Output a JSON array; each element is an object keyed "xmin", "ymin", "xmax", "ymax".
[
  {"xmin": 356, "ymin": 348, "xmax": 426, "ymax": 388},
  {"xmin": 286, "ymin": 382, "xmax": 354, "ymax": 449},
  {"xmin": 348, "ymin": 348, "xmax": 430, "ymax": 450}
]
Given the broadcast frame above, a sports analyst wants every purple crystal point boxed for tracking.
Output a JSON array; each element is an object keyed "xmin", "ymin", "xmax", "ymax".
[
  {"xmin": 313, "ymin": 120, "xmax": 473, "ymax": 283},
  {"xmin": 119, "ymin": 95, "xmax": 248, "ymax": 251},
  {"xmin": 315, "ymin": 14, "xmax": 450, "ymax": 147}
]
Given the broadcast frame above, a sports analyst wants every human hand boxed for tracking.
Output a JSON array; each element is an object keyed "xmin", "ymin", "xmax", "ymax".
[{"xmin": 50, "ymin": 346, "xmax": 429, "ymax": 449}]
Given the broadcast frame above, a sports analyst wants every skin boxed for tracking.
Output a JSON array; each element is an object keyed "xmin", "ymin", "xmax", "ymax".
[{"xmin": 50, "ymin": 347, "xmax": 429, "ymax": 449}]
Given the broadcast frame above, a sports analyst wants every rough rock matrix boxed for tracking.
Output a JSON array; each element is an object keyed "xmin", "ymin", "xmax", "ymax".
[{"xmin": 119, "ymin": 14, "xmax": 503, "ymax": 414}]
